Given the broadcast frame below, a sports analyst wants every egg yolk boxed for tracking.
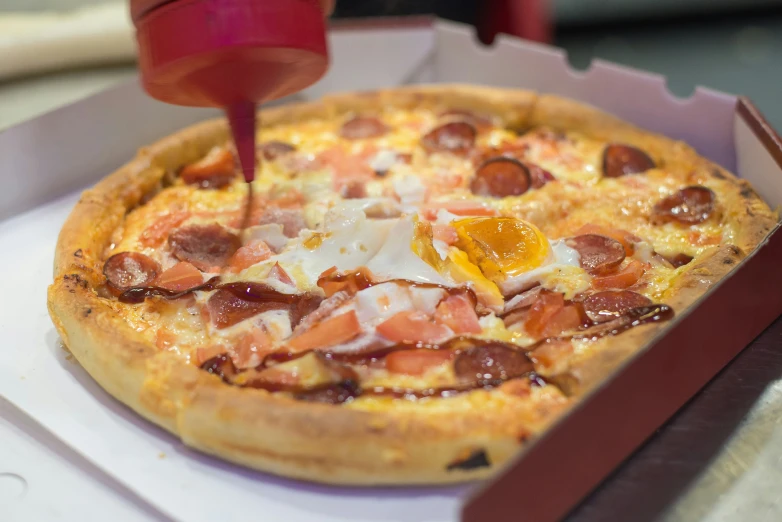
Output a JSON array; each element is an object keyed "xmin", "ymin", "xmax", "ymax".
[{"xmin": 453, "ymin": 217, "xmax": 550, "ymax": 281}]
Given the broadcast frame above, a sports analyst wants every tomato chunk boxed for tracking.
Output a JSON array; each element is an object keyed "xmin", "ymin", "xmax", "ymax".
[
  {"xmin": 434, "ymin": 294, "xmax": 481, "ymax": 334},
  {"xmin": 287, "ymin": 310, "xmax": 362, "ymax": 352},
  {"xmin": 195, "ymin": 345, "xmax": 227, "ymax": 366},
  {"xmin": 540, "ymin": 304, "xmax": 585, "ymax": 338},
  {"xmin": 376, "ymin": 311, "xmax": 452, "ymax": 343},
  {"xmin": 140, "ymin": 211, "xmax": 191, "ymax": 247},
  {"xmin": 385, "ymin": 349, "xmax": 454, "ymax": 376},
  {"xmin": 227, "ymin": 240, "xmax": 272, "ymax": 273},
  {"xmin": 153, "ymin": 262, "xmax": 203, "ymax": 291},
  {"xmin": 180, "ymin": 147, "xmax": 236, "ymax": 188},
  {"xmin": 231, "ymin": 329, "xmax": 272, "ymax": 369},
  {"xmin": 524, "ymin": 291, "xmax": 565, "ymax": 338},
  {"xmin": 420, "ymin": 200, "xmax": 498, "ymax": 220},
  {"xmin": 592, "ymin": 260, "xmax": 646, "ymax": 290}
]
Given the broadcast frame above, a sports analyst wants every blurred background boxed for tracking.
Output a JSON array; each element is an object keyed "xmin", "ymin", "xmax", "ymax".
[{"xmin": 1, "ymin": 0, "xmax": 781, "ymax": 130}]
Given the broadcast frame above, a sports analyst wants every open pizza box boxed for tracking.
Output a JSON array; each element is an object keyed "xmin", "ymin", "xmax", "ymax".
[{"xmin": 1, "ymin": 17, "xmax": 781, "ymax": 522}]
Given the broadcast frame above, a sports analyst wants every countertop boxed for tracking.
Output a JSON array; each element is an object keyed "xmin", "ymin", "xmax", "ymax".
[{"xmin": 1, "ymin": 68, "xmax": 780, "ymax": 522}]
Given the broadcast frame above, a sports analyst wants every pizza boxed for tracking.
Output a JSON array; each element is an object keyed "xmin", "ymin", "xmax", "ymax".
[{"xmin": 47, "ymin": 85, "xmax": 776, "ymax": 485}]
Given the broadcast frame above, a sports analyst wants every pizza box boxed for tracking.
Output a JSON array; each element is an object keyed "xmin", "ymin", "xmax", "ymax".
[{"xmin": 1, "ymin": 17, "xmax": 781, "ymax": 522}]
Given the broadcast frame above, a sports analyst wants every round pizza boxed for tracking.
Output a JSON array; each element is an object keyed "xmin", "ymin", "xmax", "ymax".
[{"xmin": 47, "ymin": 85, "xmax": 776, "ymax": 485}]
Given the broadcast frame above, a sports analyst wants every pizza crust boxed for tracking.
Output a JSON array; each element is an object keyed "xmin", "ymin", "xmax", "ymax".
[{"xmin": 48, "ymin": 85, "xmax": 777, "ymax": 484}]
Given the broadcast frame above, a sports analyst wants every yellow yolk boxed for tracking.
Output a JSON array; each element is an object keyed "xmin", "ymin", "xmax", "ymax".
[
  {"xmin": 453, "ymin": 217, "xmax": 550, "ymax": 282},
  {"xmin": 411, "ymin": 219, "xmax": 504, "ymax": 310}
]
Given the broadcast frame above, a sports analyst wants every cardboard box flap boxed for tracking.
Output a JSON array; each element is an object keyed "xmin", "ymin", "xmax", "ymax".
[{"xmin": 433, "ymin": 21, "xmax": 738, "ymax": 171}]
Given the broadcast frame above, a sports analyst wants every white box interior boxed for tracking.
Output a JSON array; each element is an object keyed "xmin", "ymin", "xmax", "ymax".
[{"xmin": 1, "ymin": 20, "xmax": 780, "ymax": 522}]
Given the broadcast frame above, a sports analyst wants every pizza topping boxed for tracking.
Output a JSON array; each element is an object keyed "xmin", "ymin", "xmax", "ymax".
[
  {"xmin": 573, "ymin": 223, "xmax": 640, "ymax": 256},
  {"xmin": 376, "ymin": 311, "xmax": 452, "ymax": 343},
  {"xmin": 582, "ymin": 290, "xmax": 653, "ymax": 323},
  {"xmin": 385, "ymin": 349, "xmax": 455, "ymax": 376},
  {"xmin": 168, "ymin": 224, "xmax": 241, "ymax": 271},
  {"xmin": 153, "ymin": 262, "xmax": 203, "ymax": 292},
  {"xmin": 226, "ymin": 240, "xmax": 272, "ymax": 273},
  {"xmin": 527, "ymin": 162, "xmax": 555, "ymax": 188},
  {"xmin": 438, "ymin": 109, "xmax": 492, "ymax": 131},
  {"xmin": 652, "ymin": 186, "xmax": 716, "ymax": 225},
  {"xmin": 453, "ymin": 343, "xmax": 534, "ymax": 383},
  {"xmin": 200, "ymin": 353, "xmax": 238, "ymax": 382},
  {"xmin": 230, "ymin": 328, "xmax": 273, "ymax": 369},
  {"xmin": 207, "ymin": 288, "xmax": 287, "ymax": 329},
  {"xmin": 257, "ymin": 208, "xmax": 306, "ymax": 238},
  {"xmin": 259, "ymin": 141, "xmax": 296, "ymax": 161},
  {"xmin": 339, "ymin": 116, "xmax": 389, "ymax": 140},
  {"xmin": 470, "ymin": 157, "xmax": 531, "ymax": 198},
  {"xmin": 180, "ymin": 146, "xmax": 237, "ymax": 189},
  {"xmin": 139, "ymin": 211, "xmax": 191, "ymax": 247},
  {"xmin": 602, "ymin": 144, "xmax": 655, "ymax": 178},
  {"xmin": 287, "ymin": 310, "xmax": 363, "ymax": 352},
  {"xmin": 103, "ymin": 252, "xmax": 160, "ymax": 291},
  {"xmin": 591, "ymin": 259, "xmax": 646, "ymax": 290},
  {"xmin": 342, "ymin": 180, "xmax": 369, "ymax": 199},
  {"xmin": 661, "ymin": 252, "xmax": 694, "ymax": 268},
  {"xmin": 434, "ymin": 294, "xmax": 482, "ymax": 334},
  {"xmin": 421, "ymin": 121, "xmax": 477, "ymax": 155},
  {"xmin": 566, "ymin": 234, "xmax": 626, "ymax": 275}
]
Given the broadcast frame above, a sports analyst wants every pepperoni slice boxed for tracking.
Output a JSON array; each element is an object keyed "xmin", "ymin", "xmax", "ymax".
[
  {"xmin": 527, "ymin": 162, "xmax": 555, "ymax": 189},
  {"xmin": 257, "ymin": 208, "xmax": 306, "ymax": 237},
  {"xmin": 339, "ymin": 116, "xmax": 389, "ymax": 140},
  {"xmin": 566, "ymin": 234, "xmax": 626, "ymax": 274},
  {"xmin": 470, "ymin": 157, "xmax": 531, "ymax": 198},
  {"xmin": 206, "ymin": 288, "xmax": 288, "ymax": 329},
  {"xmin": 259, "ymin": 141, "xmax": 296, "ymax": 161},
  {"xmin": 582, "ymin": 290, "xmax": 653, "ymax": 323},
  {"xmin": 421, "ymin": 121, "xmax": 477, "ymax": 155},
  {"xmin": 602, "ymin": 144, "xmax": 655, "ymax": 178},
  {"xmin": 103, "ymin": 252, "xmax": 160, "ymax": 291},
  {"xmin": 438, "ymin": 109, "xmax": 492, "ymax": 131},
  {"xmin": 453, "ymin": 343, "xmax": 534, "ymax": 383},
  {"xmin": 652, "ymin": 186, "xmax": 715, "ymax": 225},
  {"xmin": 168, "ymin": 224, "xmax": 241, "ymax": 271}
]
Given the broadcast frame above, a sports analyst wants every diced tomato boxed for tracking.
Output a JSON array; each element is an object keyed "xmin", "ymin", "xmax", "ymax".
[
  {"xmin": 376, "ymin": 311, "xmax": 452, "ymax": 343},
  {"xmin": 195, "ymin": 345, "xmax": 227, "ymax": 365},
  {"xmin": 268, "ymin": 262, "xmax": 294, "ymax": 286},
  {"xmin": 287, "ymin": 310, "xmax": 362, "ymax": 352},
  {"xmin": 385, "ymin": 349, "xmax": 454, "ymax": 376},
  {"xmin": 316, "ymin": 147, "xmax": 375, "ymax": 181},
  {"xmin": 420, "ymin": 200, "xmax": 498, "ymax": 220},
  {"xmin": 230, "ymin": 329, "xmax": 272, "ymax": 369},
  {"xmin": 153, "ymin": 262, "xmax": 203, "ymax": 292},
  {"xmin": 140, "ymin": 211, "xmax": 191, "ymax": 247},
  {"xmin": 592, "ymin": 260, "xmax": 646, "ymax": 290},
  {"xmin": 227, "ymin": 240, "xmax": 272, "ymax": 273},
  {"xmin": 431, "ymin": 224, "xmax": 458, "ymax": 245},
  {"xmin": 540, "ymin": 304, "xmax": 584, "ymax": 338},
  {"xmin": 531, "ymin": 339, "xmax": 574, "ymax": 370},
  {"xmin": 434, "ymin": 295, "xmax": 481, "ymax": 334},
  {"xmin": 155, "ymin": 328, "xmax": 177, "ymax": 351},
  {"xmin": 524, "ymin": 291, "xmax": 565, "ymax": 338},
  {"xmin": 574, "ymin": 223, "xmax": 641, "ymax": 256},
  {"xmin": 180, "ymin": 147, "xmax": 236, "ymax": 188}
]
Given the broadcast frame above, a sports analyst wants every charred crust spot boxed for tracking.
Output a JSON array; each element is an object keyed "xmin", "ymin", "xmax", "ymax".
[
  {"xmin": 63, "ymin": 273, "xmax": 88, "ymax": 289},
  {"xmin": 711, "ymin": 168, "xmax": 727, "ymax": 180},
  {"xmin": 83, "ymin": 308, "xmax": 92, "ymax": 317},
  {"xmin": 73, "ymin": 249, "xmax": 83, "ymax": 258},
  {"xmin": 446, "ymin": 449, "xmax": 490, "ymax": 471},
  {"xmin": 740, "ymin": 185, "xmax": 757, "ymax": 199},
  {"xmin": 728, "ymin": 245, "xmax": 742, "ymax": 256},
  {"xmin": 517, "ymin": 432, "xmax": 531, "ymax": 444}
]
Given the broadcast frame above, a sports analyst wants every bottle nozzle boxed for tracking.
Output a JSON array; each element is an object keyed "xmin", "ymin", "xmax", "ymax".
[{"xmin": 226, "ymin": 101, "xmax": 257, "ymax": 183}]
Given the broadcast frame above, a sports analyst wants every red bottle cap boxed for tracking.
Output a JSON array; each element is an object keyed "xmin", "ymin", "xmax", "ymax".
[{"xmin": 131, "ymin": 0, "xmax": 329, "ymax": 181}]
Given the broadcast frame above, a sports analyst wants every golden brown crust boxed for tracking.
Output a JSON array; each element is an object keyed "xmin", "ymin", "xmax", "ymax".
[{"xmin": 48, "ymin": 84, "xmax": 777, "ymax": 484}]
